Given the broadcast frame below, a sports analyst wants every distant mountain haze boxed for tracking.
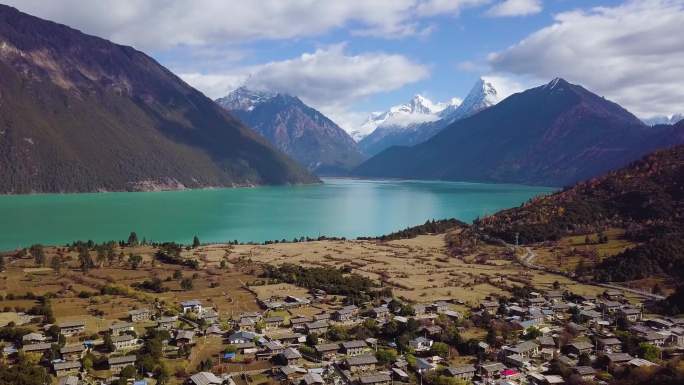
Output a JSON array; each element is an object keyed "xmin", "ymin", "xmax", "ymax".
[
  {"xmin": 217, "ymin": 87, "xmax": 364, "ymax": 175},
  {"xmin": 0, "ymin": 5, "xmax": 317, "ymax": 193},
  {"xmin": 354, "ymin": 78, "xmax": 684, "ymax": 186},
  {"xmin": 357, "ymin": 78, "xmax": 500, "ymax": 156}
]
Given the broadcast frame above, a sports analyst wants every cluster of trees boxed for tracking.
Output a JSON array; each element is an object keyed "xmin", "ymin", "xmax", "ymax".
[
  {"xmin": 154, "ymin": 243, "xmax": 199, "ymax": 269},
  {"xmin": 594, "ymin": 232, "xmax": 684, "ymax": 282},
  {"xmin": 261, "ymin": 264, "xmax": 377, "ymax": 301},
  {"xmin": 357, "ymin": 219, "xmax": 465, "ymax": 241}
]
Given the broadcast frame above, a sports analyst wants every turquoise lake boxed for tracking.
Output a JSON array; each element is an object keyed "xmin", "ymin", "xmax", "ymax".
[{"xmin": 0, "ymin": 178, "xmax": 554, "ymax": 251}]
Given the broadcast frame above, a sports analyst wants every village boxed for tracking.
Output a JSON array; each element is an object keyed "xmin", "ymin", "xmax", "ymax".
[{"xmin": 0, "ymin": 233, "xmax": 683, "ymax": 385}]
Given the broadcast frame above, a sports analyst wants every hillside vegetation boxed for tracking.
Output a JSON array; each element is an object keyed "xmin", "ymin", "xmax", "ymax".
[{"xmin": 477, "ymin": 144, "xmax": 684, "ymax": 282}]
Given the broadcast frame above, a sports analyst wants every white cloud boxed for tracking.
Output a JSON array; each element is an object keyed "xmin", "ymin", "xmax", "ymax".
[
  {"xmin": 489, "ymin": 0, "xmax": 684, "ymax": 116},
  {"xmin": 486, "ymin": 0, "xmax": 542, "ymax": 17},
  {"xmin": 180, "ymin": 44, "xmax": 429, "ymax": 132},
  {"xmin": 5, "ymin": 0, "xmax": 487, "ymax": 50}
]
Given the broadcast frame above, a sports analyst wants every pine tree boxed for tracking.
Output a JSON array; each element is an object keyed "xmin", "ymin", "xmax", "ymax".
[
  {"xmin": 127, "ymin": 231, "xmax": 139, "ymax": 246},
  {"xmin": 192, "ymin": 235, "xmax": 201, "ymax": 248}
]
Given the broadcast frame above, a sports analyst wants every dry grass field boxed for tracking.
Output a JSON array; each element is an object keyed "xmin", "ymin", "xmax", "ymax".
[{"xmin": 0, "ymin": 229, "xmax": 622, "ymax": 329}]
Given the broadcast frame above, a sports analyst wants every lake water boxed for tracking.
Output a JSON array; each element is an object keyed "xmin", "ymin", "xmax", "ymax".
[{"xmin": 0, "ymin": 178, "xmax": 554, "ymax": 251}]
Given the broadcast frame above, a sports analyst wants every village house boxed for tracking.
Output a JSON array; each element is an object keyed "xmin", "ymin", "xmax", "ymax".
[
  {"xmin": 413, "ymin": 304, "xmax": 428, "ymax": 316},
  {"xmin": 572, "ymin": 366, "xmax": 597, "ymax": 382},
  {"xmin": 175, "ymin": 330, "xmax": 195, "ymax": 346},
  {"xmin": 606, "ymin": 352, "xmax": 634, "ymax": 370},
  {"xmin": 345, "ymin": 354, "xmax": 378, "ymax": 373},
  {"xmin": 110, "ymin": 321, "xmax": 134, "ymax": 336},
  {"xmin": 668, "ymin": 327, "xmax": 684, "ymax": 347},
  {"xmin": 264, "ymin": 341, "xmax": 285, "ymax": 356},
  {"xmin": 189, "ymin": 371, "xmax": 224, "ymax": 385},
  {"xmin": 301, "ymin": 372, "xmax": 325, "ymax": 385},
  {"xmin": 597, "ymin": 337, "xmax": 622, "ymax": 353},
  {"xmin": 280, "ymin": 347, "xmax": 302, "ymax": 365},
  {"xmin": 544, "ymin": 291, "xmax": 564, "ymax": 302},
  {"xmin": 370, "ymin": 306, "xmax": 389, "ymax": 320},
  {"xmin": 290, "ymin": 316, "xmax": 311, "ymax": 328},
  {"xmin": 277, "ymin": 365, "xmax": 307, "ymax": 382},
  {"xmin": 60, "ymin": 344, "xmax": 85, "ymax": 361},
  {"xmin": 21, "ymin": 332, "xmax": 47, "ymax": 344},
  {"xmin": 409, "ymin": 336, "xmax": 433, "ymax": 352},
  {"xmin": 604, "ymin": 290, "xmax": 624, "ymax": 301},
  {"xmin": 271, "ymin": 331, "xmax": 303, "ymax": 345},
  {"xmin": 157, "ymin": 315, "xmax": 177, "ymax": 330},
  {"xmin": 57, "ymin": 375, "xmax": 81, "ymax": 385},
  {"xmin": 263, "ymin": 316, "xmax": 285, "ymax": 329},
  {"xmin": 479, "ymin": 362, "xmax": 506, "ymax": 379},
  {"xmin": 415, "ymin": 357, "xmax": 437, "ymax": 373},
  {"xmin": 641, "ymin": 331, "xmax": 667, "ymax": 347},
  {"xmin": 199, "ymin": 308, "xmax": 219, "ymax": 324},
  {"xmin": 315, "ymin": 343, "xmax": 339, "ymax": 360},
  {"xmin": 619, "ymin": 307, "xmax": 641, "ymax": 322},
  {"xmin": 180, "ymin": 300, "xmax": 203, "ymax": 314},
  {"xmin": 341, "ymin": 340, "xmax": 368, "ymax": 356},
  {"xmin": 359, "ymin": 373, "xmax": 391, "ymax": 385},
  {"xmin": 600, "ymin": 301, "xmax": 621, "ymax": 314},
  {"xmin": 504, "ymin": 353, "xmax": 529, "ymax": 368},
  {"xmin": 128, "ymin": 308, "xmax": 152, "ymax": 322},
  {"xmin": 58, "ymin": 320, "xmax": 86, "ymax": 336},
  {"xmin": 504, "ymin": 340, "xmax": 539, "ymax": 359},
  {"xmin": 647, "ymin": 318, "xmax": 673, "ymax": 330},
  {"xmin": 108, "ymin": 355, "xmax": 137, "ymax": 373},
  {"xmin": 429, "ymin": 301, "xmax": 449, "ymax": 313},
  {"xmin": 53, "ymin": 361, "xmax": 81, "ymax": 377},
  {"xmin": 22, "ymin": 342, "xmax": 52, "ymax": 354},
  {"xmin": 112, "ymin": 334, "xmax": 138, "ymax": 351},
  {"xmin": 228, "ymin": 330, "xmax": 258, "ymax": 345},
  {"xmin": 333, "ymin": 307, "xmax": 356, "ymax": 322},
  {"xmin": 313, "ymin": 312, "xmax": 331, "ymax": 322},
  {"xmin": 565, "ymin": 341, "xmax": 593, "ymax": 356},
  {"xmin": 445, "ymin": 365, "xmax": 476, "ymax": 381},
  {"xmin": 480, "ymin": 301, "xmax": 499, "ymax": 315},
  {"xmin": 305, "ymin": 320, "xmax": 328, "ymax": 335}
]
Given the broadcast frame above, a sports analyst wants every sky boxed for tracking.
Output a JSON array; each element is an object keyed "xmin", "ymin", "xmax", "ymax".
[{"xmin": 5, "ymin": 0, "xmax": 684, "ymax": 133}]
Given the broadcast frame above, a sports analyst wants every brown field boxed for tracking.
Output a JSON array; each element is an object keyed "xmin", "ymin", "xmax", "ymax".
[{"xmin": 532, "ymin": 228, "xmax": 635, "ymax": 272}]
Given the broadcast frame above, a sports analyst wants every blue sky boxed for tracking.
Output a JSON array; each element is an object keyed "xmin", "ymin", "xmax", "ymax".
[{"xmin": 7, "ymin": 0, "xmax": 683, "ymax": 132}]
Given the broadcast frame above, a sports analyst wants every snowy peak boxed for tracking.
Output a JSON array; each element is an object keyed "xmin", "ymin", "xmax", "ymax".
[
  {"xmin": 216, "ymin": 86, "xmax": 277, "ymax": 111},
  {"xmin": 643, "ymin": 113, "xmax": 684, "ymax": 126},
  {"xmin": 440, "ymin": 77, "xmax": 501, "ymax": 122},
  {"xmin": 360, "ymin": 94, "xmax": 460, "ymax": 135}
]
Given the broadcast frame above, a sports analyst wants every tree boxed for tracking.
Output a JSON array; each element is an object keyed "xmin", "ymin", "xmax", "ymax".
[
  {"xmin": 0, "ymin": 255, "xmax": 5, "ymax": 272},
  {"xmin": 30, "ymin": 244, "xmax": 45, "ymax": 266},
  {"xmin": 173, "ymin": 270, "xmax": 183, "ymax": 280},
  {"xmin": 638, "ymin": 343, "xmax": 660, "ymax": 362},
  {"xmin": 192, "ymin": 235, "xmax": 201, "ymax": 248},
  {"xmin": 306, "ymin": 333, "xmax": 318, "ymax": 347},
  {"xmin": 430, "ymin": 342, "xmax": 450, "ymax": 358},
  {"xmin": 78, "ymin": 248, "xmax": 94, "ymax": 272},
  {"xmin": 375, "ymin": 348, "xmax": 398, "ymax": 365},
  {"xmin": 523, "ymin": 326, "xmax": 542, "ymax": 340},
  {"xmin": 578, "ymin": 352, "xmax": 592, "ymax": 366},
  {"xmin": 127, "ymin": 232, "xmax": 139, "ymax": 246},
  {"xmin": 103, "ymin": 333, "xmax": 115, "ymax": 353},
  {"xmin": 180, "ymin": 278, "xmax": 193, "ymax": 291},
  {"xmin": 119, "ymin": 365, "xmax": 136, "ymax": 379},
  {"xmin": 128, "ymin": 254, "xmax": 142, "ymax": 269},
  {"xmin": 50, "ymin": 256, "xmax": 62, "ymax": 273}
]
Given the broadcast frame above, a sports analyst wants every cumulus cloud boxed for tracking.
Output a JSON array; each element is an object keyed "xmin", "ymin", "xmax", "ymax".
[
  {"xmin": 486, "ymin": 0, "xmax": 542, "ymax": 17},
  {"xmin": 489, "ymin": 0, "xmax": 684, "ymax": 116},
  {"xmin": 180, "ymin": 44, "xmax": 429, "ymax": 131},
  {"xmin": 6, "ymin": 0, "xmax": 486, "ymax": 50}
]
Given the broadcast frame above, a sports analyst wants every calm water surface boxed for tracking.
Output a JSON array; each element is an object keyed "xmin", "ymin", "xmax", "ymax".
[{"xmin": 0, "ymin": 178, "xmax": 554, "ymax": 251}]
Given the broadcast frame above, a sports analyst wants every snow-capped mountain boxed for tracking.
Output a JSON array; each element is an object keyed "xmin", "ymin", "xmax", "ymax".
[
  {"xmin": 359, "ymin": 95, "xmax": 459, "ymax": 136},
  {"xmin": 642, "ymin": 113, "xmax": 684, "ymax": 126},
  {"xmin": 216, "ymin": 86, "xmax": 276, "ymax": 111},
  {"xmin": 357, "ymin": 78, "xmax": 501, "ymax": 156},
  {"xmin": 440, "ymin": 77, "xmax": 500, "ymax": 123},
  {"xmin": 216, "ymin": 87, "xmax": 363, "ymax": 174}
]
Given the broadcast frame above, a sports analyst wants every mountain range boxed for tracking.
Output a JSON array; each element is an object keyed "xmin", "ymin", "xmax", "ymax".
[
  {"xmin": 217, "ymin": 87, "xmax": 363, "ymax": 174},
  {"xmin": 0, "ymin": 5, "xmax": 317, "ymax": 193},
  {"xmin": 353, "ymin": 78, "xmax": 684, "ymax": 186},
  {"xmin": 643, "ymin": 113, "xmax": 684, "ymax": 126},
  {"xmin": 356, "ymin": 78, "xmax": 500, "ymax": 156}
]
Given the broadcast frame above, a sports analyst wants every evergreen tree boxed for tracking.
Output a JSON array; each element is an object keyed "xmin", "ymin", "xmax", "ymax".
[
  {"xmin": 127, "ymin": 232, "xmax": 139, "ymax": 246},
  {"xmin": 192, "ymin": 235, "xmax": 201, "ymax": 248}
]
